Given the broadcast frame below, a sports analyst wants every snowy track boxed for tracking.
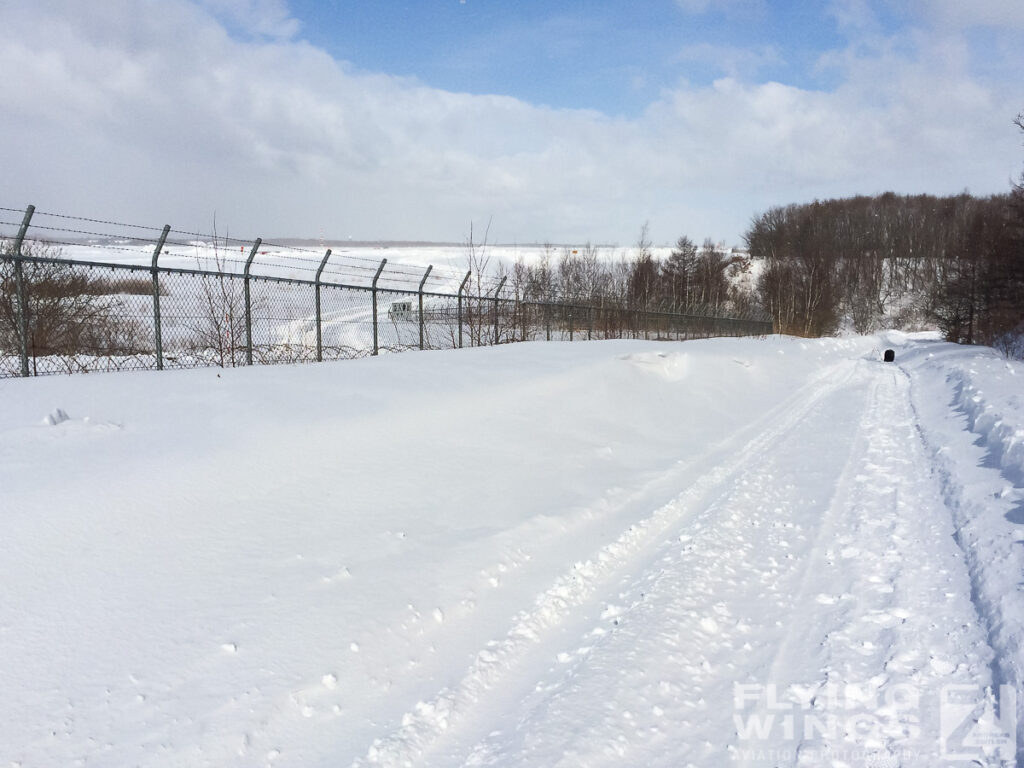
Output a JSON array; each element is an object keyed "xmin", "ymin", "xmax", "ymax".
[
  {"xmin": 360, "ymin": 360, "xmax": 1007, "ymax": 767},
  {"xmin": 356, "ymin": 361, "xmax": 862, "ymax": 766},
  {"xmin": 1, "ymin": 334, "xmax": 1020, "ymax": 768}
]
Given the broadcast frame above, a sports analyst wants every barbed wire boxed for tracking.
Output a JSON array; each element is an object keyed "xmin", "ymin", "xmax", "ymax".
[
  {"xmin": 0, "ymin": 227, "xmax": 551, "ymax": 296},
  {"xmin": 1, "ymin": 206, "xmax": 488, "ymax": 290},
  {"xmin": 0, "ymin": 234, "xmax": 156, "ymax": 260},
  {"xmin": 31, "ymin": 208, "xmax": 169, "ymax": 234},
  {"xmin": 3, "ymin": 204, "xmax": 506, "ymax": 284},
  {"xmin": 1, "ymin": 237, "xmax": 472, "ymax": 293}
]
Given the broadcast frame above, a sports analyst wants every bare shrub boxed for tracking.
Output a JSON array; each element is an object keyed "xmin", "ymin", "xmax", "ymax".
[
  {"xmin": 0, "ymin": 241, "xmax": 149, "ymax": 369},
  {"xmin": 184, "ymin": 242, "xmax": 249, "ymax": 367}
]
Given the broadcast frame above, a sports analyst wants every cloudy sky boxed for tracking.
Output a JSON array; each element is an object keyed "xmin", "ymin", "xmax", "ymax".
[{"xmin": 1, "ymin": 0, "xmax": 1022, "ymax": 246}]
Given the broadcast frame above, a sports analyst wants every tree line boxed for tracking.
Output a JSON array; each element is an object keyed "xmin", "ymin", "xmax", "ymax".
[
  {"xmin": 472, "ymin": 225, "xmax": 763, "ymax": 322},
  {"xmin": 744, "ymin": 113, "xmax": 1024, "ymax": 354}
]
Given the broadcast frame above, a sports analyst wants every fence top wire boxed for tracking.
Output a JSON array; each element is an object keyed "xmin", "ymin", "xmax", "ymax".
[
  {"xmin": 1, "ymin": 205, "xmax": 479, "ymax": 292},
  {"xmin": 6, "ymin": 205, "xmax": 489, "ymax": 280},
  {"xmin": 1, "ymin": 235, "xmax": 156, "ymax": 260},
  {"xmin": 0, "ymin": 232, "xmax": 578, "ymax": 299},
  {"xmin": 31, "ymin": 208, "xmax": 168, "ymax": 234},
  {"xmin": 26, "ymin": 208, "xmax": 484, "ymax": 286}
]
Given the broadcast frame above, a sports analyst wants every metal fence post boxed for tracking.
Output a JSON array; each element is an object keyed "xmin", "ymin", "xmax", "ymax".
[
  {"xmin": 314, "ymin": 248, "xmax": 332, "ymax": 362},
  {"xmin": 371, "ymin": 258, "xmax": 387, "ymax": 356},
  {"xmin": 151, "ymin": 225, "xmax": 170, "ymax": 370},
  {"xmin": 243, "ymin": 238, "xmax": 262, "ymax": 365},
  {"xmin": 569, "ymin": 305, "xmax": 575, "ymax": 341},
  {"xmin": 492, "ymin": 275, "xmax": 507, "ymax": 345},
  {"xmin": 545, "ymin": 301, "xmax": 551, "ymax": 341},
  {"xmin": 12, "ymin": 205, "xmax": 35, "ymax": 377},
  {"xmin": 457, "ymin": 270, "xmax": 470, "ymax": 349},
  {"xmin": 418, "ymin": 265, "xmax": 432, "ymax": 351}
]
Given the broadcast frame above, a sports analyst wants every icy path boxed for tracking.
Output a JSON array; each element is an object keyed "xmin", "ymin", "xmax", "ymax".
[{"xmin": 358, "ymin": 362, "xmax": 1004, "ymax": 767}]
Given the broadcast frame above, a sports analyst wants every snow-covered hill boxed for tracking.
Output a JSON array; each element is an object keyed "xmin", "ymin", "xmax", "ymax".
[{"xmin": 1, "ymin": 334, "xmax": 1020, "ymax": 767}]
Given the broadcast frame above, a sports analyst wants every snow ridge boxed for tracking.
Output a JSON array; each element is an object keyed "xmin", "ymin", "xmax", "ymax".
[
  {"xmin": 905, "ymin": 358, "xmax": 1024, "ymax": 763},
  {"xmin": 948, "ymin": 367, "xmax": 1024, "ymax": 485}
]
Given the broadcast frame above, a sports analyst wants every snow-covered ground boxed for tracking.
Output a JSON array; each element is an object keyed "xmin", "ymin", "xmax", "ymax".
[{"xmin": 1, "ymin": 333, "xmax": 1020, "ymax": 767}]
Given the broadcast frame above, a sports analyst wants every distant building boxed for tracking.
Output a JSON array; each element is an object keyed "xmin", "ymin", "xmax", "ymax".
[{"xmin": 389, "ymin": 300, "xmax": 414, "ymax": 320}]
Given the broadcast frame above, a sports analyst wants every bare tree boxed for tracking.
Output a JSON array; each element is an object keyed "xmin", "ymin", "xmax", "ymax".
[
  {"xmin": 694, "ymin": 238, "xmax": 730, "ymax": 311},
  {"xmin": 660, "ymin": 236, "xmax": 698, "ymax": 310},
  {"xmin": 460, "ymin": 218, "xmax": 514, "ymax": 345},
  {"xmin": 185, "ymin": 223, "xmax": 250, "ymax": 367}
]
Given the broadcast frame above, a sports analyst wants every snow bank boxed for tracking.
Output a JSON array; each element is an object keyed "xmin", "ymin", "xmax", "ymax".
[
  {"xmin": 898, "ymin": 335, "xmax": 1024, "ymax": 759},
  {"xmin": 947, "ymin": 367, "xmax": 1024, "ymax": 484}
]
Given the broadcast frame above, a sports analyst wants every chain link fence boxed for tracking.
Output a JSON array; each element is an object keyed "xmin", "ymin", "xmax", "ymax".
[{"xmin": 0, "ymin": 205, "xmax": 772, "ymax": 378}]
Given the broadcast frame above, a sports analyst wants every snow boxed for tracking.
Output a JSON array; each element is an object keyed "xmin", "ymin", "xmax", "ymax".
[{"xmin": 1, "ymin": 333, "xmax": 1021, "ymax": 767}]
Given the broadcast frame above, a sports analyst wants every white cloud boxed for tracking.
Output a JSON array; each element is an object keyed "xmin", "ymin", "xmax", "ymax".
[
  {"xmin": 196, "ymin": 0, "xmax": 300, "ymax": 38},
  {"xmin": 675, "ymin": 0, "xmax": 715, "ymax": 12},
  {"xmin": 915, "ymin": 0, "xmax": 1024, "ymax": 30},
  {"xmin": 674, "ymin": 0, "xmax": 764, "ymax": 16},
  {"xmin": 0, "ymin": 0, "xmax": 1019, "ymax": 246},
  {"xmin": 827, "ymin": 0, "xmax": 881, "ymax": 32},
  {"xmin": 675, "ymin": 43, "xmax": 783, "ymax": 79}
]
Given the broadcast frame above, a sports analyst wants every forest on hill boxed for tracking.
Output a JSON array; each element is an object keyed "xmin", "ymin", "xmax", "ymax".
[
  {"xmin": 502, "ymin": 113, "xmax": 1024, "ymax": 355},
  {"xmin": 746, "ymin": 190, "xmax": 1024, "ymax": 351}
]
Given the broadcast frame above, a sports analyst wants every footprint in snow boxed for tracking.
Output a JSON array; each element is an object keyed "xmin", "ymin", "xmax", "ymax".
[
  {"xmin": 44, "ymin": 408, "xmax": 70, "ymax": 426},
  {"xmin": 42, "ymin": 408, "xmax": 122, "ymax": 430}
]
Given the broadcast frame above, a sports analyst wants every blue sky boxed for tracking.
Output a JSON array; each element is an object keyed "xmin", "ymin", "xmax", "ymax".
[
  {"xmin": 284, "ymin": 1, "xmax": 850, "ymax": 114},
  {"xmin": 0, "ymin": 0, "xmax": 1021, "ymax": 245}
]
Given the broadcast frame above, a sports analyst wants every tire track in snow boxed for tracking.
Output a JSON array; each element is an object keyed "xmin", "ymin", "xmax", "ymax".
[
  {"xmin": 447, "ymin": 362, "xmax": 1001, "ymax": 768},
  {"xmin": 731, "ymin": 367, "xmax": 999, "ymax": 766},
  {"xmin": 730, "ymin": 374, "xmax": 883, "ymax": 768},
  {"xmin": 452, "ymin": 361, "xmax": 875, "ymax": 768},
  {"xmin": 351, "ymin": 361, "xmax": 860, "ymax": 767}
]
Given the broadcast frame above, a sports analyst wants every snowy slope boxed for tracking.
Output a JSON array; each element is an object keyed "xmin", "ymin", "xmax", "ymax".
[{"xmin": 0, "ymin": 334, "xmax": 1020, "ymax": 767}]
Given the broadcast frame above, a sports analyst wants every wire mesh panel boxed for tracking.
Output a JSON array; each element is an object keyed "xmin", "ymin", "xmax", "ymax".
[
  {"xmin": 457, "ymin": 297, "xmax": 488, "ymax": 348},
  {"xmin": 158, "ymin": 270, "xmax": 248, "ymax": 368},
  {"xmin": 0, "ymin": 257, "xmax": 156, "ymax": 376},
  {"xmin": 249, "ymin": 279, "xmax": 318, "ymax": 365},
  {"xmin": 421, "ymin": 295, "xmax": 461, "ymax": 351},
  {"xmin": 507, "ymin": 300, "xmax": 543, "ymax": 343},
  {"xmin": 0, "ymin": 351, "xmax": 17, "ymax": 377},
  {"xmin": 318, "ymin": 284, "xmax": 374, "ymax": 360},
  {"xmin": 495, "ymin": 298, "xmax": 517, "ymax": 344},
  {"xmin": 376, "ymin": 289, "xmax": 423, "ymax": 353}
]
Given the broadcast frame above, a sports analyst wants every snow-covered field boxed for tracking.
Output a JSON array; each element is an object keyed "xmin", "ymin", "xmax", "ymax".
[{"xmin": 1, "ymin": 333, "xmax": 1021, "ymax": 767}]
